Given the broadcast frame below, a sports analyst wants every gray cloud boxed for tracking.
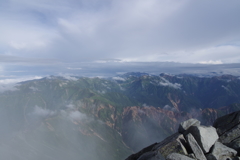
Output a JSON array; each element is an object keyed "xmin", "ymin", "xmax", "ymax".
[
  {"xmin": 0, "ymin": 0, "xmax": 240, "ymax": 80},
  {"xmin": 0, "ymin": 55, "xmax": 59, "ymax": 64},
  {"xmin": 0, "ymin": 0, "xmax": 240, "ymax": 64}
]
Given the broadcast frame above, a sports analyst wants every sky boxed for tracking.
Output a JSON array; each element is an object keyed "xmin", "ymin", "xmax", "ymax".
[{"xmin": 1, "ymin": 0, "xmax": 240, "ymax": 79}]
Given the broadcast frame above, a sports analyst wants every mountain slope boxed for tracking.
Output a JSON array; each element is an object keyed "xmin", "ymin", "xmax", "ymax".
[{"xmin": 0, "ymin": 73, "xmax": 240, "ymax": 159}]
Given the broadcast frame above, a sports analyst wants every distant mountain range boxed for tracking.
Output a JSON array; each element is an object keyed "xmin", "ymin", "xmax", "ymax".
[{"xmin": 0, "ymin": 72, "xmax": 240, "ymax": 159}]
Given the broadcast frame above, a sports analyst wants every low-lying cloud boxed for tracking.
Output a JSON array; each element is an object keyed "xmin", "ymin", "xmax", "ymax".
[
  {"xmin": 0, "ymin": 76, "xmax": 42, "ymax": 92},
  {"xmin": 69, "ymin": 111, "xmax": 88, "ymax": 121},
  {"xmin": 0, "ymin": 84, "xmax": 18, "ymax": 93},
  {"xmin": 57, "ymin": 73, "xmax": 78, "ymax": 81},
  {"xmin": 62, "ymin": 103, "xmax": 90, "ymax": 122},
  {"xmin": 112, "ymin": 77, "xmax": 126, "ymax": 81},
  {"xmin": 159, "ymin": 77, "xmax": 181, "ymax": 89},
  {"xmin": 163, "ymin": 104, "xmax": 178, "ymax": 112},
  {"xmin": 31, "ymin": 105, "xmax": 56, "ymax": 117}
]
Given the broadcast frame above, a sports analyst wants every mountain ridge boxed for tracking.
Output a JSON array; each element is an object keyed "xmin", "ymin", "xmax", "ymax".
[{"xmin": 0, "ymin": 72, "xmax": 240, "ymax": 159}]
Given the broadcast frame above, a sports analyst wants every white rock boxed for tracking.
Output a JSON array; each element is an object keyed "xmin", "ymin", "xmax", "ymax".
[
  {"xmin": 206, "ymin": 141, "xmax": 237, "ymax": 160},
  {"xmin": 178, "ymin": 118, "xmax": 200, "ymax": 134},
  {"xmin": 185, "ymin": 125, "xmax": 219, "ymax": 153},
  {"xmin": 186, "ymin": 133, "xmax": 206, "ymax": 160}
]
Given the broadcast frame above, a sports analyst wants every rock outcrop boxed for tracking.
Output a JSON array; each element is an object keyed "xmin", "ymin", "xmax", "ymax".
[
  {"xmin": 186, "ymin": 133, "xmax": 206, "ymax": 160},
  {"xmin": 184, "ymin": 125, "xmax": 219, "ymax": 153},
  {"xmin": 125, "ymin": 111, "xmax": 240, "ymax": 160}
]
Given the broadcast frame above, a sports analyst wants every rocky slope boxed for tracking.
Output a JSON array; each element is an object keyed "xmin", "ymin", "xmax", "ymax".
[{"xmin": 126, "ymin": 110, "xmax": 240, "ymax": 160}]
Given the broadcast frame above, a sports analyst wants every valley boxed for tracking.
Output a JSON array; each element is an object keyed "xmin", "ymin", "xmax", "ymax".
[{"xmin": 0, "ymin": 72, "xmax": 240, "ymax": 159}]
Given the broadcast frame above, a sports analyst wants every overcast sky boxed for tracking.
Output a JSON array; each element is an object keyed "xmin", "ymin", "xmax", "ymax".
[{"xmin": 1, "ymin": 0, "xmax": 240, "ymax": 79}]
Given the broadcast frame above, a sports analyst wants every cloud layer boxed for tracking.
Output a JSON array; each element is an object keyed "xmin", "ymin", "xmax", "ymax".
[{"xmin": 0, "ymin": 0, "xmax": 240, "ymax": 78}]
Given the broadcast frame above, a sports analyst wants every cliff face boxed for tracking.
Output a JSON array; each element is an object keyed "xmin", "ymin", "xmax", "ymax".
[{"xmin": 126, "ymin": 110, "xmax": 240, "ymax": 160}]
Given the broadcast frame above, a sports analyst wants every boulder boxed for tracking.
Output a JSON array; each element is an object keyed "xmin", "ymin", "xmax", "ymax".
[
  {"xmin": 218, "ymin": 124, "xmax": 240, "ymax": 144},
  {"xmin": 178, "ymin": 118, "xmax": 200, "ymax": 134},
  {"xmin": 153, "ymin": 133, "xmax": 188, "ymax": 158},
  {"xmin": 213, "ymin": 111, "xmax": 240, "ymax": 145},
  {"xmin": 166, "ymin": 153, "xmax": 195, "ymax": 160},
  {"xmin": 206, "ymin": 141, "xmax": 237, "ymax": 160},
  {"xmin": 184, "ymin": 125, "xmax": 219, "ymax": 153},
  {"xmin": 186, "ymin": 133, "xmax": 206, "ymax": 160},
  {"xmin": 126, "ymin": 111, "xmax": 240, "ymax": 160},
  {"xmin": 187, "ymin": 153, "xmax": 196, "ymax": 159},
  {"xmin": 207, "ymin": 155, "xmax": 232, "ymax": 160},
  {"xmin": 213, "ymin": 111, "xmax": 240, "ymax": 136},
  {"xmin": 227, "ymin": 138, "xmax": 240, "ymax": 156}
]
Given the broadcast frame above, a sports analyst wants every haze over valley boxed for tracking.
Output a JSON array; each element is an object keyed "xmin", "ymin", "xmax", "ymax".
[{"xmin": 1, "ymin": 72, "xmax": 240, "ymax": 159}]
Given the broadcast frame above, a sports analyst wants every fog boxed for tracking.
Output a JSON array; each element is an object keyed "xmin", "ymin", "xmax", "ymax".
[{"xmin": 0, "ymin": 90, "xmax": 131, "ymax": 160}]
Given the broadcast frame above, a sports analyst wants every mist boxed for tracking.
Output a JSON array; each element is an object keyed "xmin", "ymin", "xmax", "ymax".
[{"xmin": 0, "ymin": 79, "xmax": 132, "ymax": 160}]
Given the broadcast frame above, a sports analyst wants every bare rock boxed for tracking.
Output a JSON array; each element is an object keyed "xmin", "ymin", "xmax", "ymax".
[
  {"xmin": 137, "ymin": 151, "xmax": 165, "ymax": 160},
  {"xmin": 206, "ymin": 141, "xmax": 237, "ymax": 160},
  {"xmin": 213, "ymin": 111, "xmax": 240, "ymax": 144},
  {"xmin": 178, "ymin": 118, "xmax": 201, "ymax": 134},
  {"xmin": 186, "ymin": 133, "xmax": 206, "ymax": 160},
  {"xmin": 184, "ymin": 125, "xmax": 219, "ymax": 153},
  {"xmin": 218, "ymin": 124, "xmax": 240, "ymax": 144},
  {"xmin": 166, "ymin": 153, "xmax": 195, "ymax": 160},
  {"xmin": 125, "ymin": 143, "xmax": 158, "ymax": 160},
  {"xmin": 213, "ymin": 111, "xmax": 240, "ymax": 136},
  {"xmin": 153, "ymin": 133, "xmax": 188, "ymax": 158},
  {"xmin": 126, "ymin": 111, "xmax": 240, "ymax": 160},
  {"xmin": 187, "ymin": 153, "xmax": 196, "ymax": 159},
  {"xmin": 227, "ymin": 138, "xmax": 240, "ymax": 156}
]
